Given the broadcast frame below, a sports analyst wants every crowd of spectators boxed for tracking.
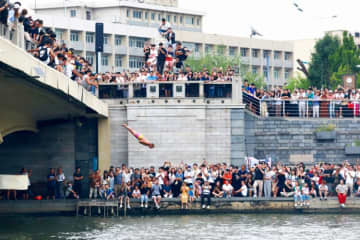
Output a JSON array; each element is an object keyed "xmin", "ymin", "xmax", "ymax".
[
  {"xmin": 243, "ymin": 81, "xmax": 360, "ymax": 118},
  {"xmin": 1, "ymin": 2, "xmax": 234, "ymax": 100},
  {"xmin": 4, "ymin": 160, "xmax": 360, "ymax": 210}
]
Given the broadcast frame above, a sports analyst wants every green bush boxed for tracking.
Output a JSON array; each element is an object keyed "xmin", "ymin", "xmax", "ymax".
[{"xmin": 315, "ymin": 124, "xmax": 336, "ymax": 132}]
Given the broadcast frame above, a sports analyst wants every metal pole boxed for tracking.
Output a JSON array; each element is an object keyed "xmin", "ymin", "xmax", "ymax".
[{"xmin": 96, "ymin": 51, "xmax": 101, "ymax": 74}]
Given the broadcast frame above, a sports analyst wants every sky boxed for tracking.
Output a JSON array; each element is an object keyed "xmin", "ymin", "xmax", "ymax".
[{"xmin": 20, "ymin": 0, "xmax": 360, "ymax": 40}]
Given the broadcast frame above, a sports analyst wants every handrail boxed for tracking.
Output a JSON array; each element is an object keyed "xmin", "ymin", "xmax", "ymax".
[{"xmin": 243, "ymin": 91, "xmax": 360, "ymax": 119}]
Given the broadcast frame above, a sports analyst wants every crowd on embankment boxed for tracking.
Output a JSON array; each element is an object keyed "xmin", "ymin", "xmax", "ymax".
[
  {"xmin": 243, "ymin": 81, "xmax": 360, "ymax": 118},
  {"xmin": 3, "ymin": 161, "xmax": 360, "ymax": 209}
]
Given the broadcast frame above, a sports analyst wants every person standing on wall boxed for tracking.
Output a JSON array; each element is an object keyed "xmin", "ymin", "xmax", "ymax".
[
  {"xmin": 157, "ymin": 42, "xmax": 167, "ymax": 75},
  {"xmin": 73, "ymin": 167, "xmax": 83, "ymax": 198},
  {"xmin": 253, "ymin": 162, "xmax": 265, "ymax": 198}
]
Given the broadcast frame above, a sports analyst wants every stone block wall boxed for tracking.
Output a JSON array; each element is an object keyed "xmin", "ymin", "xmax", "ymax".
[
  {"xmin": 243, "ymin": 111, "xmax": 360, "ymax": 165},
  {"xmin": 109, "ymin": 105, "xmax": 234, "ymax": 168}
]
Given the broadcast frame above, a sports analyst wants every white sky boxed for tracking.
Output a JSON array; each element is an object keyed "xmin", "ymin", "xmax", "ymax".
[{"xmin": 20, "ymin": 0, "xmax": 360, "ymax": 40}]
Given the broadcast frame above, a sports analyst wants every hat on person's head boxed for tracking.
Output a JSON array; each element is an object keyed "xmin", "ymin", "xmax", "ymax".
[{"xmin": 14, "ymin": 2, "xmax": 21, "ymax": 9}]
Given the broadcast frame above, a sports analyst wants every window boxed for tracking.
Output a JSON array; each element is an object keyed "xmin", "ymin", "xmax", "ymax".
[
  {"xmin": 263, "ymin": 68, "xmax": 268, "ymax": 79},
  {"xmin": 180, "ymin": 16, "xmax": 183, "ymax": 23},
  {"xmin": 70, "ymin": 31, "xmax": 79, "ymax": 42},
  {"xmin": 129, "ymin": 56, "xmax": 144, "ymax": 69},
  {"xmin": 158, "ymin": 13, "xmax": 161, "ymax": 21},
  {"xmin": 274, "ymin": 68, "xmax": 280, "ymax": 80},
  {"xmin": 55, "ymin": 29, "xmax": 64, "ymax": 40},
  {"xmin": 229, "ymin": 47, "xmax": 237, "ymax": 56},
  {"xmin": 274, "ymin": 51, "xmax": 281, "ymax": 60},
  {"xmin": 115, "ymin": 55, "xmax": 122, "ymax": 67},
  {"xmin": 173, "ymin": 15, "xmax": 177, "ymax": 23},
  {"xmin": 86, "ymin": 33, "xmax": 94, "ymax": 43},
  {"xmin": 145, "ymin": 12, "xmax": 148, "ymax": 20},
  {"xmin": 127, "ymin": 9, "xmax": 130, "ymax": 17},
  {"xmin": 167, "ymin": 15, "xmax": 171, "ymax": 22},
  {"xmin": 263, "ymin": 50, "xmax": 270, "ymax": 59},
  {"xmin": 101, "ymin": 55, "xmax": 109, "ymax": 66},
  {"xmin": 195, "ymin": 44, "xmax": 201, "ymax": 53},
  {"xmin": 86, "ymin": 11, "xmax": 91, "ymax": 20},
  {"xmin": 129, "ymin": 37, "xmax": 147, "ymax": 48},
  {"xmin": 86, "ymin": 54, "xmax": 94, "ymax": 65},
  {"xmin": 240, "ymin": 48, "xmax": 248, "ymax": 57},
  {"xmin": 285, "ymin": 52, "xmax": 292, "ymax": 61},
  {"xmin": 70, "ymin": 10, "xmax": 76, "ymax": 17},
  {"xmin": 115, "ymin": 36, "xmax": 122, "ymax": 46},
  {"xmin": 252, "ymin": 66, "xmax": 258, "ymax": 74},
  {"xmin": 185, "ymin": 16, "xmax": 194, "ymax": 25},
  {"xmin": 104, "ymin": 35, "xmax": 109, "ymax": 45},
  {"xmin": 197, "ymin": 18, "xmax": 200, "ymax": 26},
  {"xmin": 285, "ymin": 69, "xmax": 290, "ymax": 79},
  {"xmin": 252, "ymin": 49, "xmax": 259, "ymax": 58},
  {"xmin": 205, "ymin": 44, "xmax": 212, "ymax": 54},
  {"xmin": 151, "ymin": 12, "xmax": 155, "ymax": 20},
  {"xmin": 133, "ymin": 10, "xmax": 142, "ymax": 19},
  {"xmin": 217, "ymin": 46, "xmax": 225, "ymax": 55}
]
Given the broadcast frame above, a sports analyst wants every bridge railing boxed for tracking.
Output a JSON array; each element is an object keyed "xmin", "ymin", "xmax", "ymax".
[
  {"xmin": 98, "ymin": 81, "xmax": 233, "ymax": 100},
  {"xmin": 243, "ymin": 91, "xmax": 360, "ymax": 119}
]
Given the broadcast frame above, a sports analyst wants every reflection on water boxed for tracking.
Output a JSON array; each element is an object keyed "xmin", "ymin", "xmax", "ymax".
[{"xmin": 0, "ymin": 214, "xmax": 358, "ymax": 240}]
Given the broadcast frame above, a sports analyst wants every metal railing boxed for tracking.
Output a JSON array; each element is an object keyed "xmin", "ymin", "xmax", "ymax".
[
  {"xmin": 99, "ymin": 81, "xmax": 233, "ymax": 100},
  {"xmin": 0, "ymin": 22, "xmax": 25, "ymax": 49},
  {"xmin": 243, "ymin": 91, "xmax": 360, "ymax": 119}
]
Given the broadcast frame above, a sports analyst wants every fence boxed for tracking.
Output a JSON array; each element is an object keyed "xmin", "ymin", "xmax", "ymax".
[
  {"xmin": 99, "ymin": 81, "xmax": 233, "ymax": 99},
  {"xmin": 243, "ymin": 91, "xmax": 360, "ymax": 119}
]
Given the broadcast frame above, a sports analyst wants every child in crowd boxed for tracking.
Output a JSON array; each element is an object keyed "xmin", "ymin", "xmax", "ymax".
[
  {"xmin": 132, "ymin": 185, "xmax": 141, "ymax": 199},
  {"xmin": 105, "ymin": 184, "xmax": 115, "ymax": 200},
  {"xmin": 180, "ymin": 182, "xmax": 190, "ymax": 209},
  {"xmin": 319, "ymin": 180, "xmax": 328, "ymax": 200},
  {"xmin": 294, "ymin": 182, "xmax": 303, "ymax": 207},
  {"xmin": 65, "ymin": 182, "xmax": 79, "ymax": 199},
  {"xmin": 302, "ymin": 183, "xmax": 310, "ymax": 207},
  {"xmin": 140, "ymin": 179, "xmax": 150, "ymax": 208}
]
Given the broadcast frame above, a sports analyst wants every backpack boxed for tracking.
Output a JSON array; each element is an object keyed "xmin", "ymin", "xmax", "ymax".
[{"xmin": 38, "ymin": 47, "xmax": 49, "ymax": 62}]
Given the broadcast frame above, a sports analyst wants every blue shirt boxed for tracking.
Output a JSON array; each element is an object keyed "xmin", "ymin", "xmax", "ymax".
[
  {"xmin": 114, "ymin": 173, "xmax": 122, "ymax": 185},
  {"xmin": 147, "ymin": 75, "xmax": 158, "ymax": 81}
]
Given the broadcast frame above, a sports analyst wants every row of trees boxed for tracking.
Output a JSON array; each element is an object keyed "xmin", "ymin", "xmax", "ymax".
[{"xmin": 186, "ymin": 31, "xmax": 360, "ymax": 91}]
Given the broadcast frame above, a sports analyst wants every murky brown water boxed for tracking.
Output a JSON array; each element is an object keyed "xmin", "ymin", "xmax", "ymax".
[{"xmin": 0, "ymin": 214, "xmax": 357, "ymax": 240}]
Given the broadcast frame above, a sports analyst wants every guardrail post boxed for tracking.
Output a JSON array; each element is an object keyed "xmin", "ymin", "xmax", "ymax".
[
  {"xmin": 199, "ymin": 82, "xmax": 204, "ymax": 98},
  {"xmin": 128, "ymin": 83, "xmax": 134, "ymax": 99},
  {"xmin": 282, "ymin": 100, "xmax": 285, "ymax": 117},
  {"xmin": 306, "ymin": 101, "xmax": 309, "ymax": 119}
]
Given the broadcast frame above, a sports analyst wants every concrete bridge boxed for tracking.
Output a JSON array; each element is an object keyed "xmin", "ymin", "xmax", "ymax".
[{"xmin": 0, "ymin": 35, "xmax": 111, "ymax": 193}]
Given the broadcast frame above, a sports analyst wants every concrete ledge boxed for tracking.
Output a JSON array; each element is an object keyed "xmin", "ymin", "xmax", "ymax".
[{"xmin": 2, "ymin": 198, "xmax": 360, "ymax": 216}]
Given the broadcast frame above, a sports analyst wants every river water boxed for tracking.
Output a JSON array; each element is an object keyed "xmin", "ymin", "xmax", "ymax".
[{"xmin": 0, "ymin": 214, "xmax": 358, "ymax": 240}]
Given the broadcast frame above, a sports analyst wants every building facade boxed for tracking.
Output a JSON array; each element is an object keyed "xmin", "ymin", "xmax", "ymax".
[{"xmin": 33, "ymin": 0, "xmax": 313, "ymax": 86}]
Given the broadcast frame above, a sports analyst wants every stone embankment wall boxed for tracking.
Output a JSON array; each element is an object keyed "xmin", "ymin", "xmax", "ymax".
[{"xmin": 242, "ymin": 111, "xmax": 360, "ymax": 164}]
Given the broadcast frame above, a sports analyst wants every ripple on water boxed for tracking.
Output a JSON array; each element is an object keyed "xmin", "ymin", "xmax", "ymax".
[{"xmin": 1, "ymin": 214, "xmax": 360, "ymax": 240}]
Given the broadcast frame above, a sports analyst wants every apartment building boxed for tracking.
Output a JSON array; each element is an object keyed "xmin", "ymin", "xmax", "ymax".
[{"xmin": 33, "ymin": 0, "xmax": 310, "ymax": 86}]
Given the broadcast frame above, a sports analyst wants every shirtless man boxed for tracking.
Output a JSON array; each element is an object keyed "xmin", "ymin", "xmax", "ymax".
[{"xmin": 122, "ymin": 124, "xmax": 155, "ymax": 149}]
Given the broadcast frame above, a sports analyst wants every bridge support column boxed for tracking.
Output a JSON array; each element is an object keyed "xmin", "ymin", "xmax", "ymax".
[{"xmin": 98, "ymin": 118, "xmax": 111, "ymax": 172}]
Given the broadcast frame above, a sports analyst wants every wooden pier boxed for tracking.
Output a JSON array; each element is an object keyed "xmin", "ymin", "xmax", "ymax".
[{"xmin": 76, "ymin": 200, "xmax": 119, "ymax": 217}]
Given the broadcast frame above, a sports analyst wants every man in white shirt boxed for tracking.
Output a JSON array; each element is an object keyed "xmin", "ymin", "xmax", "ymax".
[
  {"xmin": 222, "ymin": 181, "xmax": 234, "ymax": 198},
  {"xmin": 159, "ymin": 18, "xmax": 171, "ymax": 37},
  {"xmin": 184, "ymin": 166, "xmax": 194, "ymax": 185},
  {"xmin": 298, "ymin": 88, "xmax": 307, "ymax": 118}
]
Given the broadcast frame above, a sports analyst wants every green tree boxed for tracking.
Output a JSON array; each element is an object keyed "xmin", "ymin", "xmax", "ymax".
[
  {"xmin": 285, "ymin": 73, "xmax": 310, "ymax": 91},
  {"xmin": 329, "ymin": 31, "xmax": 360, "ymax": 89},
  {"xmin": 308, "ymin": 34, "xmax": 340, "ymax": 88},
  {"xmin": 186, "ymin": 45, "xmax": 241, "ymax": 73},
  {"xmin": 242, "ymin": 71, "xmax": 266, "ymax": 89}
]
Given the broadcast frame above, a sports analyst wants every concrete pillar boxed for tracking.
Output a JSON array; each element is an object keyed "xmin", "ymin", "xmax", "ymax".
[
  {"xmin": 124, "ymin": 36, "xmax": 130, "ymax": 70},
  {"xmin": 128, "ymin": 83, "xmax": 134, "ymax": 98},
  {"xmin": 98, "ymin": 118, "xmax": 110, "ymax": 172},
  {"xmin": 199, "ymin": 82, "xmax": 204, "ymax": 98},
  {"xmin": 232, "ymin": 77, "xmax": 243, "ymax": 104},
  {"xmin": 0, "ymin": 133, "xmax": 3, "ymax": 144}
]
